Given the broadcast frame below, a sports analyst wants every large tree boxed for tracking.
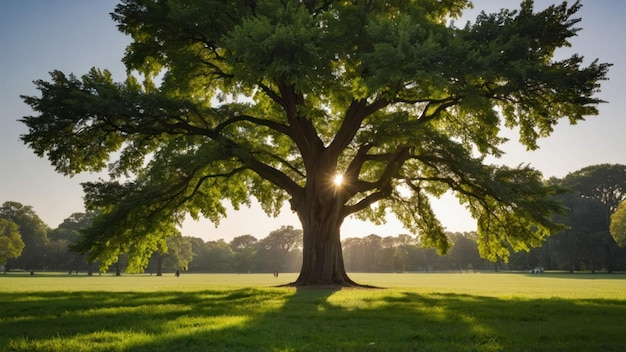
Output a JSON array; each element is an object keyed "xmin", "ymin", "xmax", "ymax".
[{"xmin": 20, "ymin": 1, "xmax": 609, "ymax": 286}]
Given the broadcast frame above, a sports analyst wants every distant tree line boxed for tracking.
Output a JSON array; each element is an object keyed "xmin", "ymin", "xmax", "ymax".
[
  {"xmin": 2, "ymin": 164, "xmax": 626, "ymax": 274},
  {"xmin": 508, "ymin": 164, "xmax": 626, "ymax": 273}
]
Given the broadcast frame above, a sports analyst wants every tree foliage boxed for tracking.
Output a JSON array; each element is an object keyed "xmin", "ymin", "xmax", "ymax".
[
  {"xmin": 0, "ymin": 218, "xmax": 25, "ymax": 266},
  {"xmin": 255, "ymin": 225, "xmax": 303, "ymax": 272},
  {"xmin": 20, "ymin": 0, "xmax": 610, "ymax": 285},
  {"xmin": 0, "ymin": 202, "xmax": 49, "ymax": 270},
  {"xmin": 562, "ymin": 164, "xmax": 626, "ymax": 218},
  {"xmin": 162, "ymin": 233, "xmax": 193, "ymax": 270},
  {"xmin": 147, "ymin": 232, "xmax": 193, "ymax": 275},
  {"xmin": 204, "ymin": 239, "xmax": 235, "ymax": 272},
  {"xmin": 610, "ymin": 200, "xmax": 626, "ymax": 248},
  {"xmin": 50, "ymin": 212, "xmax": 98, "ymax": 242},
  {"xmin": 47, "ymin": 212, "xmax": 98, "ymax": 272}
]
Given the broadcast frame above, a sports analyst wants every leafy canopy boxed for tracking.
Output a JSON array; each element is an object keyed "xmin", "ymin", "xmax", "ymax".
[{"xmin": 20, "ymin": 0, "xmax": 610, "ymax": 269}]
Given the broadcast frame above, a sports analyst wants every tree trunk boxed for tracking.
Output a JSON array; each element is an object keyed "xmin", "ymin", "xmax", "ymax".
[
  {"xmin": 156, "ymin": 255, "xmax": 163, "ymax": 276},
  {"xmin": 293, "ymin": 216, "xmax": 357, "ymax": 287},
  {"xmin": 604, "ymin": 241, "xmax": 614, "ymax": 273},
  {"xmin": 289, "ymin": 172, "xmax": 360, "ymax": 287}
]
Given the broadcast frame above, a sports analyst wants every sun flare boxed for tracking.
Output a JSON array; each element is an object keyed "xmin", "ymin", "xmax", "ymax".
[{"xmin": 333, "ymin": 174, "xmax": 344, "ymax": 186}]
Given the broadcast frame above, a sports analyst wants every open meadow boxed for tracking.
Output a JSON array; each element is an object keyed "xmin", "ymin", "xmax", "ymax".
[{"xmin": 1, "ymin": 272, "xmax": 625, "ymax": 351}]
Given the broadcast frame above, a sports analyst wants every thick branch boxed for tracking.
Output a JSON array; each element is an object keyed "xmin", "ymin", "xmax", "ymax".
[
  {"xmin": 327, "ymin": 98, "xmax": 390, "ymax": 157},
  {"xmin": 258, "ymin": 82, "xmax": 285, "ymax": 107},
  {"xmin": 342, "ymin": 145, "xmax": 411, "ymax": 215},
  {"xmin": 214, "ymin": 114, "xmax": 292, "ymax": 137},
  {"xmin": 343, "ymin": 189, "xmax": 390, "ymax": 216},
  {"xmin": 417, "ymin": 96, "xmax": 461, "ymax": 124},
  {"xmin": 257, "ymin": 151, "xmax": 306, "ymax": 179},
  {"xmin": 277, "ymin": 81, "xmax": 324, "ymax": 168},
  {"xmin": 344, "ymin": 143, "xmax": 374, "ymax": 181},
  {"xmin": 246, "ymin": 158, "xmax": 303, "ymax": 200},
  {"xmin": 173, "ymin": 166, "xmax": 249, "ymax": 210}
]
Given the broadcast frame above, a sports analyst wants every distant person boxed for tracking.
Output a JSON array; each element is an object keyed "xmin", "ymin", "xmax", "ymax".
[
  {"xmin": 274, "ymin": 271, "xmax": 279, "ymax": 278},
  {"xmin": 175, "ymin": 270, "xmax": 180, "ymax": 277}
]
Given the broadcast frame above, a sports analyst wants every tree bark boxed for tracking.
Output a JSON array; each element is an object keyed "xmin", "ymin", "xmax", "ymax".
[
  {"xmin": 289, "ymin": 171, "xmax": 361, "ymax": 287},
  {"xmin": 293, "ymin": 215, "xmax": 357, "ymax": 287}
]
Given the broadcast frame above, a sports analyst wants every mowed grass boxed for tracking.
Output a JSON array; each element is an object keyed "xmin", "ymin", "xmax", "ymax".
[{"xmin": 1, "ymin": 272, "xmax": 625, "ymax": 351}]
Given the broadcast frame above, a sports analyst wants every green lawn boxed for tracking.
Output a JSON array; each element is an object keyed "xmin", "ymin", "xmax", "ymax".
[{"xmin": 1, "ymin": 272, "xmax": 625, "ymax": 351}]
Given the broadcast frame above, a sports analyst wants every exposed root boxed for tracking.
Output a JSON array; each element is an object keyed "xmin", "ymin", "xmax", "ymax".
[{"xmin": 277, "ymin": 281, "xmax": 382, "ymax": 290}]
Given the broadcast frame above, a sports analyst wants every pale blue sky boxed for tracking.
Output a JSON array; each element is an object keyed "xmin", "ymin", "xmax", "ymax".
[{"xmin": 1, "ymin": 1, "xmax": 624, "ymax": 241}]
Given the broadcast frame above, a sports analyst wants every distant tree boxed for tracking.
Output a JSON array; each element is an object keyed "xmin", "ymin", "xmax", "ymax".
[
  {"xmin": 0, "ymin": 202, "xmax": 49, "ymax": 271},
  {"xmin": 446, "ymin": 232, "xmax": 486, "ymax": 271},
  {"xmin": 548, "ymin": 188, "xmax": 610, "ymax": 272},
  {"xmin": 51, "ymin": 212, "xmax": 98, "ymax": 241},
  {"xmin": 379, "ymin": 236, "xmax": 399, "ymax": 271},
  {"xmin": 50, "ymin": 211, "xmax": 98, "ymax": 273},
  {"xmin": 610, "ymin": 200, "xmax": 626, "ymax": 248},
  {"xmin": 362, "ymin": 235, "xmax": 385, "ymax": 272},
  {"xmin": 259, "ymin": 226, "xmax": 302, "ymax": 253},
  {"xmin": 204, "ymin": 240, "xmax": 235, "ymax": 272},
  {"xmin": 230, "ymin": 235, "xmax": 258, "ymax": 251},
  {"xmin": 46, "ymin": 239, "xmax": 73, "ymax": 272},
  {"xmin": 395, "ymin": 234, "xmax": 417, "ymax": 247},
  {"xmin": 415, "ymin": 246, "xmax": 440, "ymax": 272},
  {"xmin": 0, "ymin": 218, "xmax": 25, "ymax": 270},
  {"xmin": 562, "ymin": 164, "xmax": 626, "ymax": 216},
  {"xmin": 342, "ymin": 237, "xmax": 367, "ymax": 272},
  {"xmin": 21, "ymin": 1, "xmax": 610, "ymax": 286},
  {"xmin": 256, "ymin": 226, "xmax": 303, "ymax": 272},
  {"xmin": 48, "ymin": 225, "xmax": 78, "ymax": 244},
  {"xmin": 149, "ymin": 243, "xmax": 167, "ymax": 275},
  {"xmin": 187, "ymin": 237, "xmax": 210, "ymax": 272},
  {"xmin": 113, "ymin": 254, "xmax": 128, "ymax": 276},
  {"xmin": 391, "ymin": 234, "xmax": 419, "ymax": 272},
  {"xmin": 149, "ymin": 233, "xmax": 193, "ymax": 275},
  {"xmin": 163, "ymin": 234, "xmax": 193, "ymax": 272},
  {"xmin": 561, "ymin": 164, "xmax": 626, "ymax": 272},
  {"xmin": 230, "ymin": 235, "xmax": 258, "ymax": 273}
]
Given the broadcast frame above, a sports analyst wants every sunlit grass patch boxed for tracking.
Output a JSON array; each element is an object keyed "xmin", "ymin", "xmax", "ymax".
[{"xmin": 164, "ymin": 314, "xmax": 250, "ymax": 331}]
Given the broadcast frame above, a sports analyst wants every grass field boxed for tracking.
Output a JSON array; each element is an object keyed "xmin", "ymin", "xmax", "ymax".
[{"xmin": 1, "ymin": 272, "xmax": 625, "ymax": 351}]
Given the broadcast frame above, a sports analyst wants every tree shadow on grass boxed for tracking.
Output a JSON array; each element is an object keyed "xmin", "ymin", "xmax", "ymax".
[{"xmin": 1, "ymin": 288, "xmax": 625, "ymax": 351}]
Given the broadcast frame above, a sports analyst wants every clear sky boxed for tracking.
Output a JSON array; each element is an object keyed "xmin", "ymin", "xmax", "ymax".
[{"xmin": 1, "ymin": 1, "xmax": 624, "ymax": 242}]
